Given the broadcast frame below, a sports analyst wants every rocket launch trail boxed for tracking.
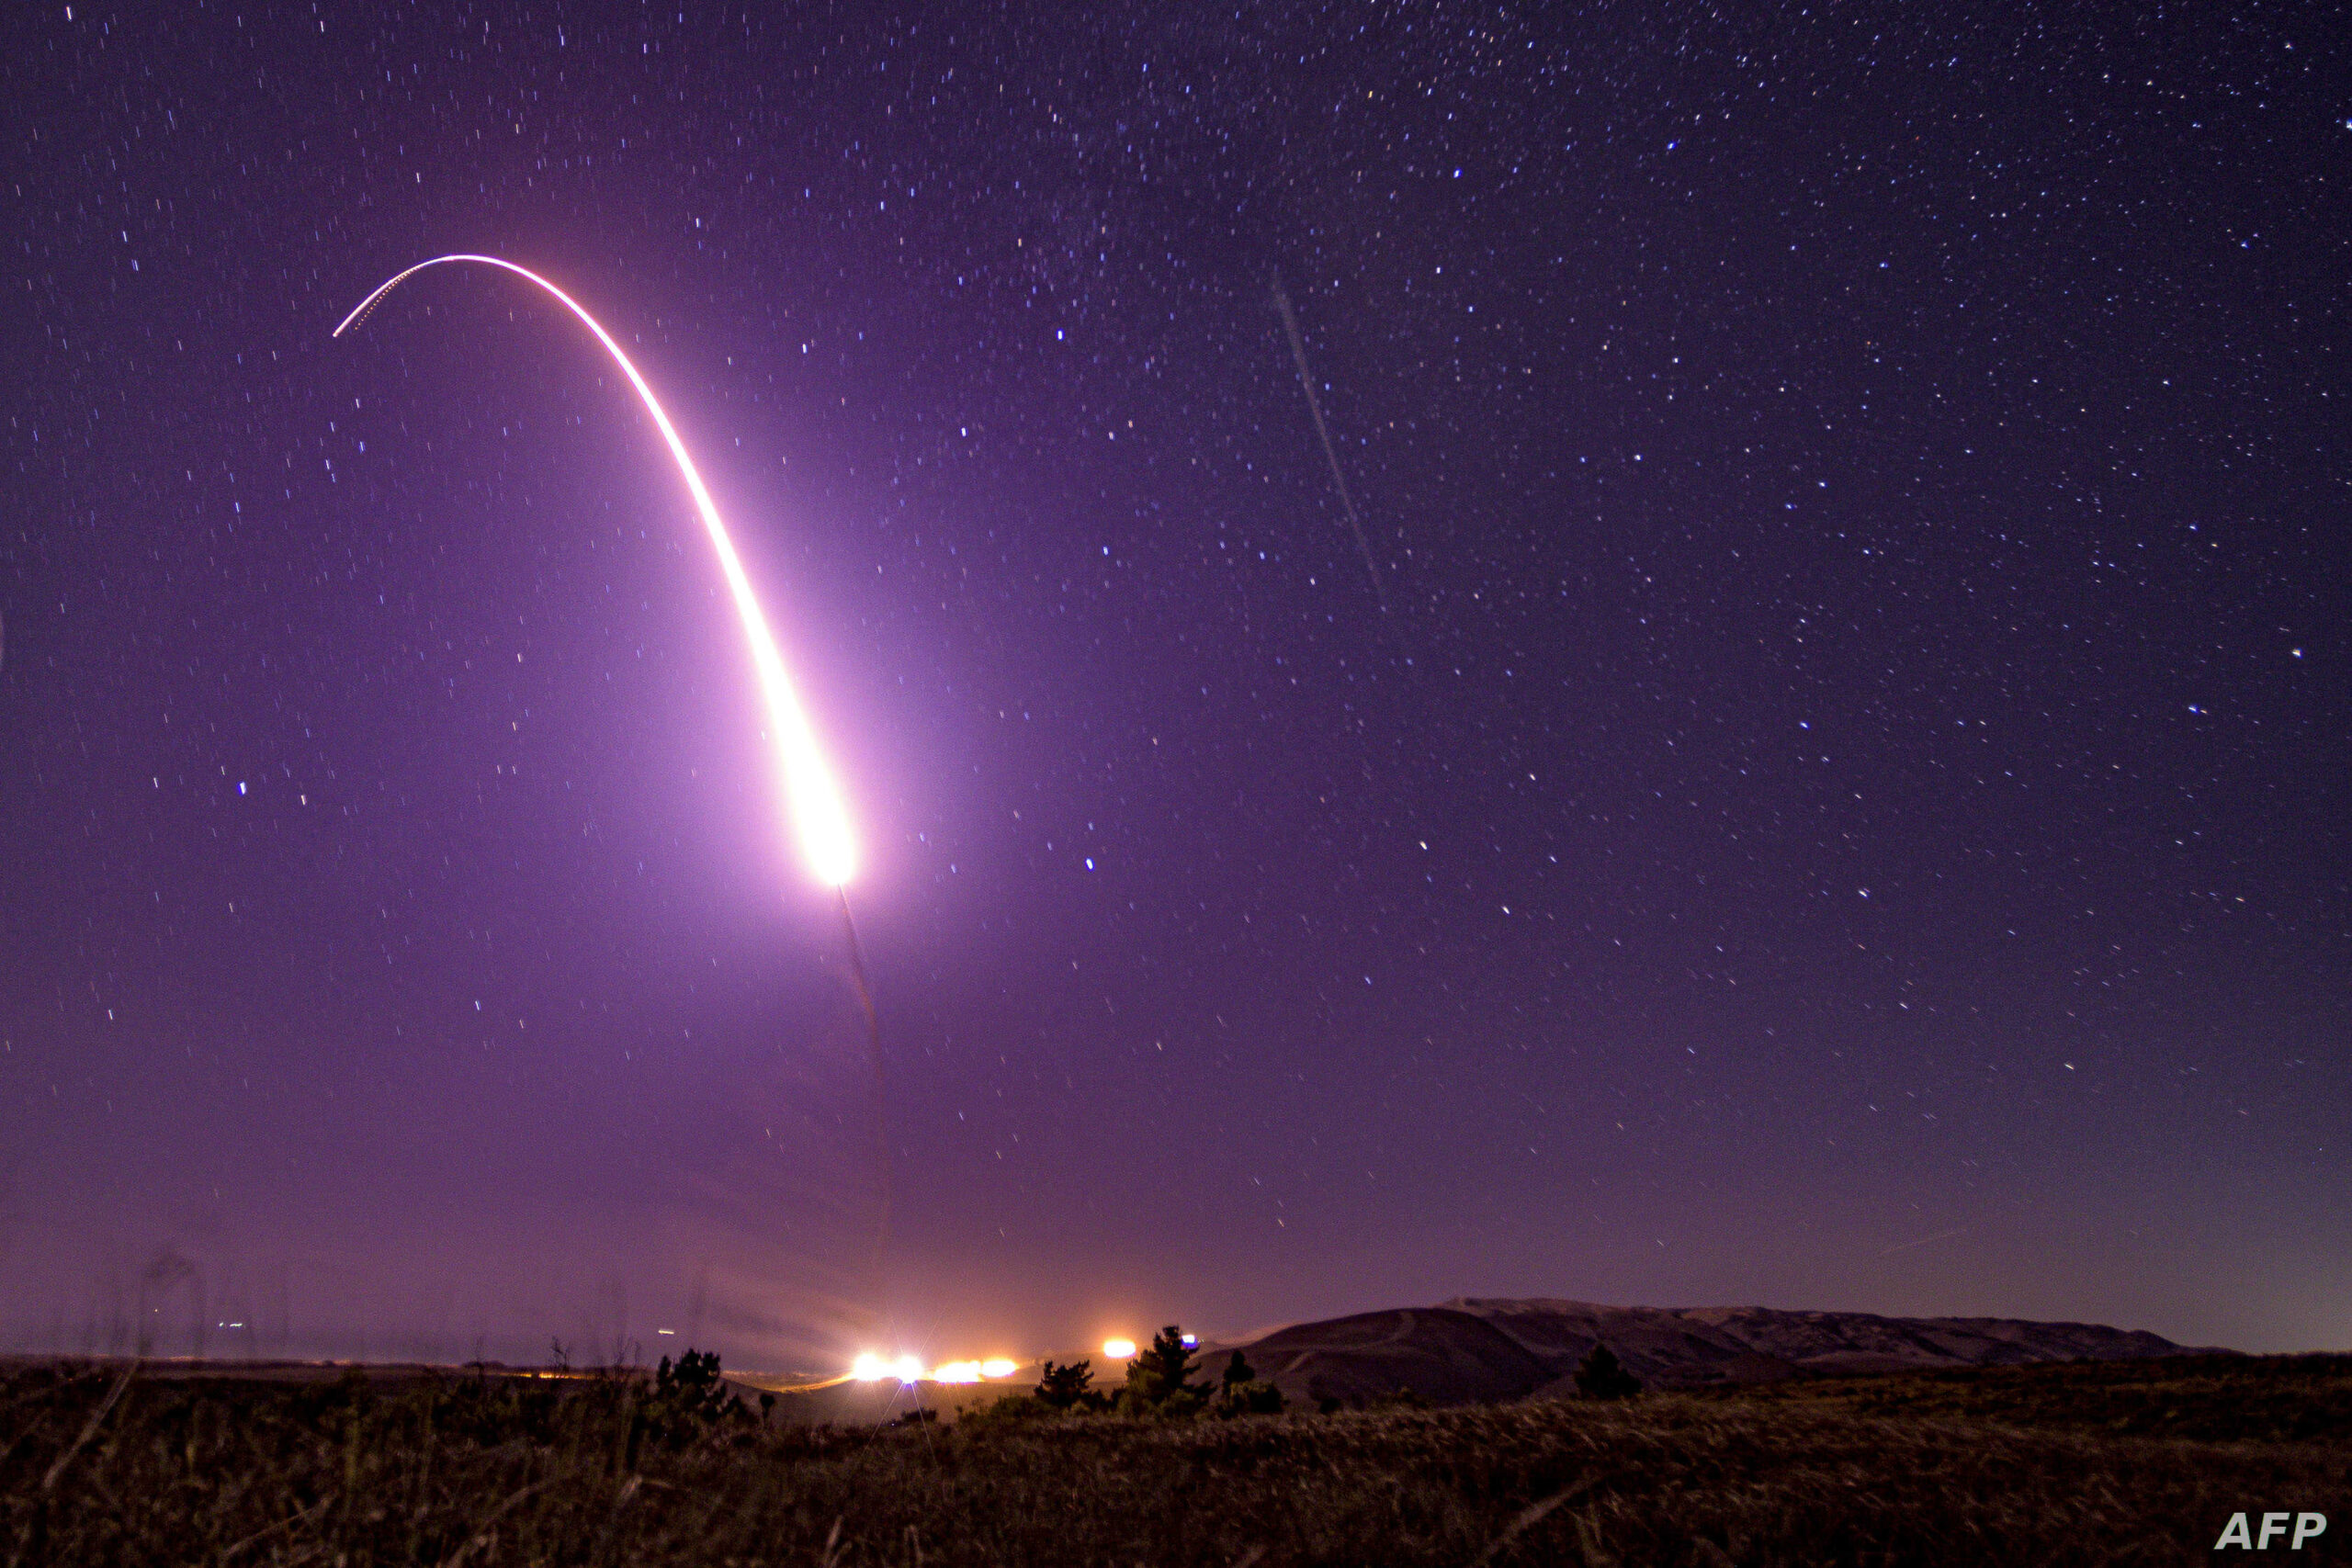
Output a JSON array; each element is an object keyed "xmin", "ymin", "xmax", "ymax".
[
  {"xmin": 334, "ymin": 255, "xmax": 857, "ymax": 891},
  {"xmin": 334, "ymin": 255, "xmax": 892, "ymax": 1287}
]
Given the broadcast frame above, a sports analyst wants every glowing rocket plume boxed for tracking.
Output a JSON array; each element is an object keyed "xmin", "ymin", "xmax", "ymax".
[{"xmin": 334, "ymin": 255, "xmax": 857, "ymax": 887}]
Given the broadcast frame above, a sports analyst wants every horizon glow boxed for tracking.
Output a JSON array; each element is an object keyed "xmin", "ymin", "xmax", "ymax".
[
  {"xmin": 334, "ymin": 254, "xmax": 858, "ymax": 886},
  {"xmin": 851, "ymin": 1353, "xmax": 1023, "ymax": 1383}
]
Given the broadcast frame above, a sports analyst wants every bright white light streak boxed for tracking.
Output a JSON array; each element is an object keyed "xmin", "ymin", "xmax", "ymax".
[
  {"xmin": 335, "ymin": 255, "xmax": 857, "ymax": 886},
  {"xmin": 978, "ymin": 1359, "xmax": 1018, "ymax": 1379}
]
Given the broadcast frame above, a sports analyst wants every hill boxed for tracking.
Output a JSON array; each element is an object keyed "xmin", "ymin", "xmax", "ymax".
[{"xmin": 1202, "ymin": 1297, "xmax": 2213, "ymax": 1409}]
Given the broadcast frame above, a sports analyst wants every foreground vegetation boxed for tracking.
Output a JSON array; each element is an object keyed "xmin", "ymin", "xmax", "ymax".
[
  {"xmin": 2, "ymin": 1352, "xmax": 2345, "ymax": 1565},
  {"xmin": 1685, "ymin": 1350, "xmax": 2352, "ymax": 1447}
]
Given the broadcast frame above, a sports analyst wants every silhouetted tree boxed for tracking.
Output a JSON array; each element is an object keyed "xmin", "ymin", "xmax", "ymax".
[
  {"xmin": 1123, "ymin": 1325, "xmax": 1204, "ymax": 1411},
  {"xmin": 1214, "ymin": 1350, "xmax": 1285, "ymax": 1416},
  {"xmin": 1574, "ymin": 1342, "xmax": 1643, "ymax": 1401},
  {"xmin": 642, "ymin": 1348, "xmax": 746, "ymax": 1444},
  {"xmin": 655, "ymin": 1348, "xmax": 728, "ymax": 1407},
  {"xmin": 1035, "ymin": 1359, "xmax": 1096, "ymax": 1410}
]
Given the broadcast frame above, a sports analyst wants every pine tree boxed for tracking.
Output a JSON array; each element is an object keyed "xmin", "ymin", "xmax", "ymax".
[
  {"xmin": 1035, "ymin": 1359, "xmax": 1095, "ymax": 1410},
  {"xmin": 1124, "ymin": 1325, "xmax": 1203, "ymax": 1408}
]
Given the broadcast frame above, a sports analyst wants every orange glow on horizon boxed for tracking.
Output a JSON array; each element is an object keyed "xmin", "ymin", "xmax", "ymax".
[{"xmin": 851, "ymin": 1352, "xmax": 1023, "ymax": 1383}]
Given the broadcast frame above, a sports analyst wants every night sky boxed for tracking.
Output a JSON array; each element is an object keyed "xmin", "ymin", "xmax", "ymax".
[{"xmin": 5, "ymin": 4, "xmax": 2346, "ymax": 1371}]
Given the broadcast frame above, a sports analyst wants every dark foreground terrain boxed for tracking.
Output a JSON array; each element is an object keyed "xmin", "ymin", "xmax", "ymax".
[{"xmin": 2, "ymin": 1353, "xmax": 2345, "ymax": 1565}]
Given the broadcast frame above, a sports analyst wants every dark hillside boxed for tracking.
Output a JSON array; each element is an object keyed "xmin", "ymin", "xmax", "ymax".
[
  {"xmin": 1210, "ymin": 1297, "xmax": 2213, "ymax": 1404},
  {"xmin": 1238, "ymin": 1306, "xmax": 1555, "ymax": 1408}
]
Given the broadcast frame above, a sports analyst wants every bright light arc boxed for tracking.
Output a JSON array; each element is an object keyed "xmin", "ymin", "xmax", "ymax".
[{"xmin": 335, "ymin": 254, "xmax": 857, "ymax": 886}]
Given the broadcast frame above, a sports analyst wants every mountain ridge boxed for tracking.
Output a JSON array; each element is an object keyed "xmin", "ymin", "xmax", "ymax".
[{"xmin": 1197, "ymin": 1297, "xmax": 2221, "ymax": 1409}]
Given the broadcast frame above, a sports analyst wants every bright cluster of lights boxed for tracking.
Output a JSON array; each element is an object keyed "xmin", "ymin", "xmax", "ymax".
[
  {"xmin": 848, "ymin": 1343, "xmax": 1151, "ymax": 1382},
  {"xmin": 851, "ymin": 1353, "xmax": 1021, "ymax": 1384}
]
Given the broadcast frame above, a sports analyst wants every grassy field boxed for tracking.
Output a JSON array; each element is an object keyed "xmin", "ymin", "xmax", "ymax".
[
  {"xmin": 2, "ymin": 1353, "xmax": 2344, "ymax": 1565},
  {"xmin": 1685, "ymin": 1351, "xmax": 2352, "ymax": 1447}
]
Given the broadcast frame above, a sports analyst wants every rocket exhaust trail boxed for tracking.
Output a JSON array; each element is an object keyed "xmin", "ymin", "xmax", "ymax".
[
  {"xmin": 1272, "ymin": 275, "xmax": 1390, "ymax": 617},
  {"xmin": 334, "ymin": 254, "xmax": 892, "ymax": 1292},
  {"xmin": 835, "ymin": 888, "xmax": 890, "ymax": 1294},
  {"xmin": 334, "ymin": 255, "xmax": 857, "ymax": 888}
]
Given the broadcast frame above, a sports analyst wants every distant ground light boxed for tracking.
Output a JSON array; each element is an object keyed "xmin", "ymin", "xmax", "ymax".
[{"xmin": 851, "ymin": 1352, "xmax": 1023, "ymax": 1385}]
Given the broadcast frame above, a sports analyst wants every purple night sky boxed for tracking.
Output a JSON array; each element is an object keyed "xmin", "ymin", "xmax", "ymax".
[{"xmin": 4, "ymin": 5, "xmax": 2345, "ymax": 1371}]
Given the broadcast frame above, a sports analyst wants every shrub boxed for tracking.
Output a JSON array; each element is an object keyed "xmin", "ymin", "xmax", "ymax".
[
  {"xmin": 1211, "ymin": 1350, "xmax": 1288, "ymax": 1416},
  {"xmin": 641, "ymin": 1348, "xmax": 750, "ymax": 1447},
  {"xmin": 1576, "ymin": 1342, "xmax": 1644, "ymax": 1401}
]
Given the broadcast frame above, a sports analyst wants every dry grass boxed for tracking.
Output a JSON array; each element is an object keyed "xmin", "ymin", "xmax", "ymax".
[
  {"xmin": 1685, "ymin": 1351, "xmax": 2352, "ymax": 1446},
  {"xmin": 2, "ymin": 1356, "xmax": 2345, "ymax": 1565}
]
